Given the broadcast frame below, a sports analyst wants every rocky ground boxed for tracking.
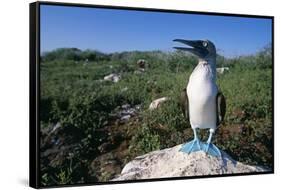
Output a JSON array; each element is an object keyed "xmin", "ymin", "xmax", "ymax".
[
  {"xmin": 113, "ymin": 144, "xmax": 269, "ymax": 181},
  {"xmin": 40, "ymin": 104, "xmax": 143, "ymax": 183}
]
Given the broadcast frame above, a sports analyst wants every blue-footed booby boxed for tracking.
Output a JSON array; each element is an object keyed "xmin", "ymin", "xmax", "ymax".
[{"xmin": 173, "ymin": 39, "xmax": 226, "ymax": 157}]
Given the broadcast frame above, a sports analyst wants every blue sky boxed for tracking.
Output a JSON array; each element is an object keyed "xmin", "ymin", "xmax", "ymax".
[{"xmin": 40, "ymin": 5, "xmax": 272, "ymax": 57}]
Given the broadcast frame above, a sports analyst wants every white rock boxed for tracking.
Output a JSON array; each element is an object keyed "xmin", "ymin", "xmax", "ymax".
[
  {"xmin": 216, "ymin": 67, "xmax": 230, "ymax": 74},
  {"xmin": 112, "ymin": 144, "xmax": 268, "ymax": 181},
  {"xmin": 112, "ymin": 76, "xmax": 120, "ymax": 83},
  {"xmin": 121, "ymin": 104, "xmax": 131, "ymax": 109},
  {"xmin": 104, "ymin": 73, "xmax": 121, "ymax": 83},
  {"xmin": 121, "ymin": 87, "xmax": 128, "ymax": 92},
  {"xmin": 120, "ymin": 115, "xmax": 131, "ymax": 121},
  {"xmin": 134, "ymin": 70, "xmax": 143, "ymax": 75},
  {"xmin": 50, "ymin": 122, "xmax": 61, "ymax": 134},
  {"xmin": 149, "ymin": 97, "xmax": 169, "ymax": 110}
]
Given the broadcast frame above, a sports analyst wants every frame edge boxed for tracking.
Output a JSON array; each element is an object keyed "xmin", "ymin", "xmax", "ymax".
[{"xmin": 29, "ymin": 1, "xmax": 40, "ymax": 189}]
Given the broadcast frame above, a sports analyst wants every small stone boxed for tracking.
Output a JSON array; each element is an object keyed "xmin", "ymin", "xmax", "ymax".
[
  {"xmin": 121, "ymin": 87, "xmax": 128, "ymax": 92},
  {"xmin": 121, "ymin": 104, "xmax": 130, "ymax": 109},
  {"xmin": 149, "ymin": 97, "xmax": 169, "ymax": 110},
  {"xmin": 120, "ymin": 115, "xmax": 131, "ymax": 121},
  {"xmin": 103, "ymin": 73, "xmax": 121, "ymax": 83}
]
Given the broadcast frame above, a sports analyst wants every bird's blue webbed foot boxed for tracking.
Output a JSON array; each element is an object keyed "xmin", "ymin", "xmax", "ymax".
[
  {"xmin": 180, "ymin": 138, "xmax": 202, "ymax": 153},
  {"xmin": 203, "ymin": 142, "xmax": 222, "ymax": 157},
  {"xmin": 203, "ymin": 129, "xmax": 222, "ymax": 157},
  {"xmin": 180, "ymin": 129, "xmax": 202, "ymax": 154}
]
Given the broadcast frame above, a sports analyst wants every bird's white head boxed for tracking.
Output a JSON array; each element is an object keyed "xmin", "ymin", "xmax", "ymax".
[{"xmin": 173, "ymin": 39, "xmax": 216, "ymax": 63}]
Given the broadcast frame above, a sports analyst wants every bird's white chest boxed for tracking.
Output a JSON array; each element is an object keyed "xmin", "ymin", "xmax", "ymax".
[{"xmin": 187, "ymin": 63, "xmax": 218, "ymax": 129}]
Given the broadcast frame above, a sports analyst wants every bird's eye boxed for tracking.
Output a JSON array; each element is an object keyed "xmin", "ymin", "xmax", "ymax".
[{"xmin": 203, "ymin": 41, "xmax": 208, "ymax": 47}]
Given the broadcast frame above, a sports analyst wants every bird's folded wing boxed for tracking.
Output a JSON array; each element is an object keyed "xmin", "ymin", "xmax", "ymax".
[
  {"xmin": 180, "ymin": 88, "xmax": 189, "ymax": 121},
  {"xmin": 216, "ymin": 92, "xmax": 226, "ymax": 126}
]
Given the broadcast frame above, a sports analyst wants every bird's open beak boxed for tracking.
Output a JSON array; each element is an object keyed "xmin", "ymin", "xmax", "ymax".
[{"xmin": 173, "ymin": 39, "xmax": 208, "ymax": 58}]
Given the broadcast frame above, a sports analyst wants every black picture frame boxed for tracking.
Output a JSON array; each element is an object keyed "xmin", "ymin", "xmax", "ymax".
[{"xmin": 30, "ymin": 1, "xmax": 274, "ymax": 188}]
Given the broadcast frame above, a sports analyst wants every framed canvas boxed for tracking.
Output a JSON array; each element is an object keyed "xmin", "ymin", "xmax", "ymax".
[{"xmin": 29, "ymin": 1, "xmax": 274, "ymax": 188}]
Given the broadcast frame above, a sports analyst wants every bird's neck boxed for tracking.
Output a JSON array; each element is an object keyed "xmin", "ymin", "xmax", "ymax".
[
  {"xmin": 197, "ymin": 58, "xmax": 217, "ymax": 80},
  {"xmin": 198, "ymin": 57, "xmax": 216, "ymax": 65}
]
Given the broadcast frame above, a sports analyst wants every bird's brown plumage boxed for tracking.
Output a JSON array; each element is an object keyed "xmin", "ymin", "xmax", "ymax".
[
  {"xmin": 180, "ymin": 88, "xmax": 189, "ymax": 121},
  {"xmin": 216, "ymin": 92, "xmax": 226, "ymax": 126}
]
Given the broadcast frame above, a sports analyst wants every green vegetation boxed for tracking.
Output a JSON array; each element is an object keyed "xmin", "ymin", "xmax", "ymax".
[{"xmin": 40, "ymin": 46, "xmax": 272, "ymax": 186}]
